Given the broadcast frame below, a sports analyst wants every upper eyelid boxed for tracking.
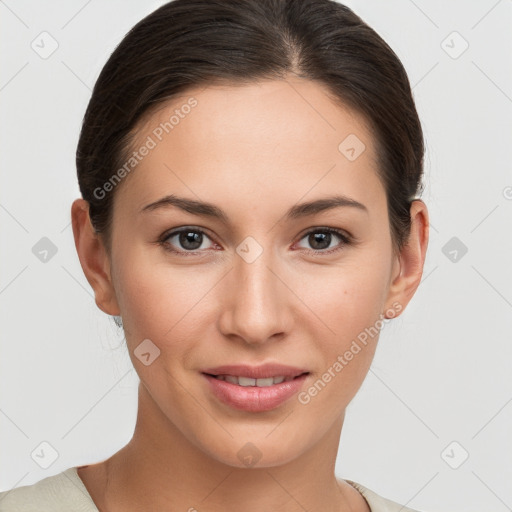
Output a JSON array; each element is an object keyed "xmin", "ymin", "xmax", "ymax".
[
  {"xmin": 161, "ymin": 226, "xmax": 216, "ymax": 243},
  {"xmin": 162, "ymin": 226, "xmax": 349, "ymax": 239}
]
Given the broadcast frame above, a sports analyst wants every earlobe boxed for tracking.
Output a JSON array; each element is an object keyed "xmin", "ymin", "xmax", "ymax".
[
  {"xmin": 383, "ymin": 200, "xmax": 429, "ymax": 318},
  {"xmin": 71, "ymin": 199, "xmax": 121, "ymax": 316}
]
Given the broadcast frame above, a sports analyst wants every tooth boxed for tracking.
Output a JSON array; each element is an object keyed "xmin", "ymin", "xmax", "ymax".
[
  {"xmin": 219, "ymin": 375, "xmax": 289, "ymax": 386},
  {"xmin": 256, "ymin": 378, "xmax": 274, "ymax": 387},
  {"xmin": 238, "ymin": 376, "xmax": 256, "ymax": 386}
]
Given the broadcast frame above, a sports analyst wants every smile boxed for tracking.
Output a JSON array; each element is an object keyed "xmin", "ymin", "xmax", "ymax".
[
  {"xmin": 202, "ymin": 371, "xmax": 310, "ymax": 412},
  {"xmin": 209, "ymin": 375, "xmax": 298, "ymax": 386}
]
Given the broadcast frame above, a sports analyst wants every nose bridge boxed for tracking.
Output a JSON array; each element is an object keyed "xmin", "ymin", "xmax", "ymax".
[{"xmin": 219, "ymin": 238, "xmax": 291, "ymax": 344}]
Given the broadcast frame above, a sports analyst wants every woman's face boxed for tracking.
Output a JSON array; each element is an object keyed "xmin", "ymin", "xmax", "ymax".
[{"xmin": 105, "ymin": 77, "xmax": 407, "ymax": 467}]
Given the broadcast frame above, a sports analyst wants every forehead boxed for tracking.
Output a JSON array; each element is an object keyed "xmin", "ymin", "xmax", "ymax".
[{"xmin": 116, "ymin": 78, "xmax": 382, "ymax": 214}]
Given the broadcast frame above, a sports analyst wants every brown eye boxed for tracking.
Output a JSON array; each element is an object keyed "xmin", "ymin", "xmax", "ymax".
[
  {"xmin": 160, "ymin": 228, "xmax": 215, "ymax": 254},
  {"xmin": 296, "ymin": 228, "xmax": 351, "ymax": 254}
]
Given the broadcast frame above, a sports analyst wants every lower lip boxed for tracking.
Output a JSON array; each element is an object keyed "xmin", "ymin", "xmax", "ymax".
[{"xmin": 202, "ymin": 373, "xmax": 309, "ymax": 412}]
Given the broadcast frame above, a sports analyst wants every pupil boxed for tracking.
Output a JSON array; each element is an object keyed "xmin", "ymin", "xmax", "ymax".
[
  {"xmin": 180, "ymin": 231, "xmax": 202, "ymax": 250},
  {"xmin": 310, "ymin": 232, "xmax": 330, "ymax": 250}
]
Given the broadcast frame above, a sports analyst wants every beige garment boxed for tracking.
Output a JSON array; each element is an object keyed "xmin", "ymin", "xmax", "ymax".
[{"xmin": 0, "ymin": 467, "xmax": 424, "ymax": 511}]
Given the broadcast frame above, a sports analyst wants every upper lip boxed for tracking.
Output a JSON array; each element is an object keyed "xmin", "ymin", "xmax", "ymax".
[{"xmin": 201, "ymin": 363, "xmax": 309, "ymax": 380}]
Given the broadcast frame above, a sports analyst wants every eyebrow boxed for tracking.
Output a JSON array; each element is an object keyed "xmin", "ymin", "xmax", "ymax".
[{"xmin": 140, "ymin": 194, "xmax": 368, "ymax": 221}]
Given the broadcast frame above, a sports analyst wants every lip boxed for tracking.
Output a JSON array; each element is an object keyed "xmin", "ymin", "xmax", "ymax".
[{"xmin": 201, "ymin": 363, "xmax": 310, "ymax": 412}]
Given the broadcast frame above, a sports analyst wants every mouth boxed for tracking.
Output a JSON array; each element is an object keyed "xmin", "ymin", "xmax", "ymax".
[
  {"xmin": 203, "ymin": 373, "xmax": 309, "ymax": 387},
  {"xmin": 200, "ymin": 364, "xmax": 310, "ymax": 412}
]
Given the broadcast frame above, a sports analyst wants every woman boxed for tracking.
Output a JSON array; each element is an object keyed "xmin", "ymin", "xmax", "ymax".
[{"xmin": 0, "ymin": 0, "xmax": 430, "ymax": 510}]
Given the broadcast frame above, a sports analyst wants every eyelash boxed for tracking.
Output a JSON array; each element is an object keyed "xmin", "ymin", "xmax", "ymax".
[{"xmin": 157, "ymin": 226, "xmax": 353, "ymax": 257}]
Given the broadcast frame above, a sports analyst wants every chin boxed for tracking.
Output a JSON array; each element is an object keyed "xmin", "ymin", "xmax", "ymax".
[{"xmin": 194, "ymin": 427, "xmax": 317, "ymax": 469}]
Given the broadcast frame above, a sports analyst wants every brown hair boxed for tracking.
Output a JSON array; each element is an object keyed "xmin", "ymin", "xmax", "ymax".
[{"xmin": 76, "ymin": 0, "xmax": 425, "ymax": 254}]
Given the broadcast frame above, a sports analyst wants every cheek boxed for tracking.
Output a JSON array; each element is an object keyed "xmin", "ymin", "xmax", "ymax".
[
  {"xmin": 111, "ymin": 248, "xmax": 180, "ymax": 343},
  {"xmin": 112, "ymin": 248, "xmax": 220, "ymax": 363},
  {"xmin": 297, "ymin": 285, "xmax": 385, "ymax": 417},
  {"xmin": 295, "ymin": 254, "xmax": 391, "ymax": 397},
  {"xmin": 298, "ymin": 255, "xmax": 391, "ymax": 340}
]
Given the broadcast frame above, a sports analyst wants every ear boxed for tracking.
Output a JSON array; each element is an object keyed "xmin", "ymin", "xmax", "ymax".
[
  {"xmin": 71, "ymin": 198, "xmax": 121, "ymax": 316},
  {"xmin": 383, "ymin": 199, "xmax": 429, "ymax": 318}
]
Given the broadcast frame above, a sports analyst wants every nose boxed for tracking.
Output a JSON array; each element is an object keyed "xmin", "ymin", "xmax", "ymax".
[{"xmin": 217, "ymin": 246, "xmax": 294, "ymax": 346}]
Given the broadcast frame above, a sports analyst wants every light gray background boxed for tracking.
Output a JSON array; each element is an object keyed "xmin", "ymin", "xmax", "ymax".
[{"xmin": 1, "ymin": 1, "xmax": 511, "ymax": 510}]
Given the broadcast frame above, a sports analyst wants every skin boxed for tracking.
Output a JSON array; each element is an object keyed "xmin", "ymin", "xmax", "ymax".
[{"xmin": 71, "ymin": 76, "xmax": 429, "ymax": 512}]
